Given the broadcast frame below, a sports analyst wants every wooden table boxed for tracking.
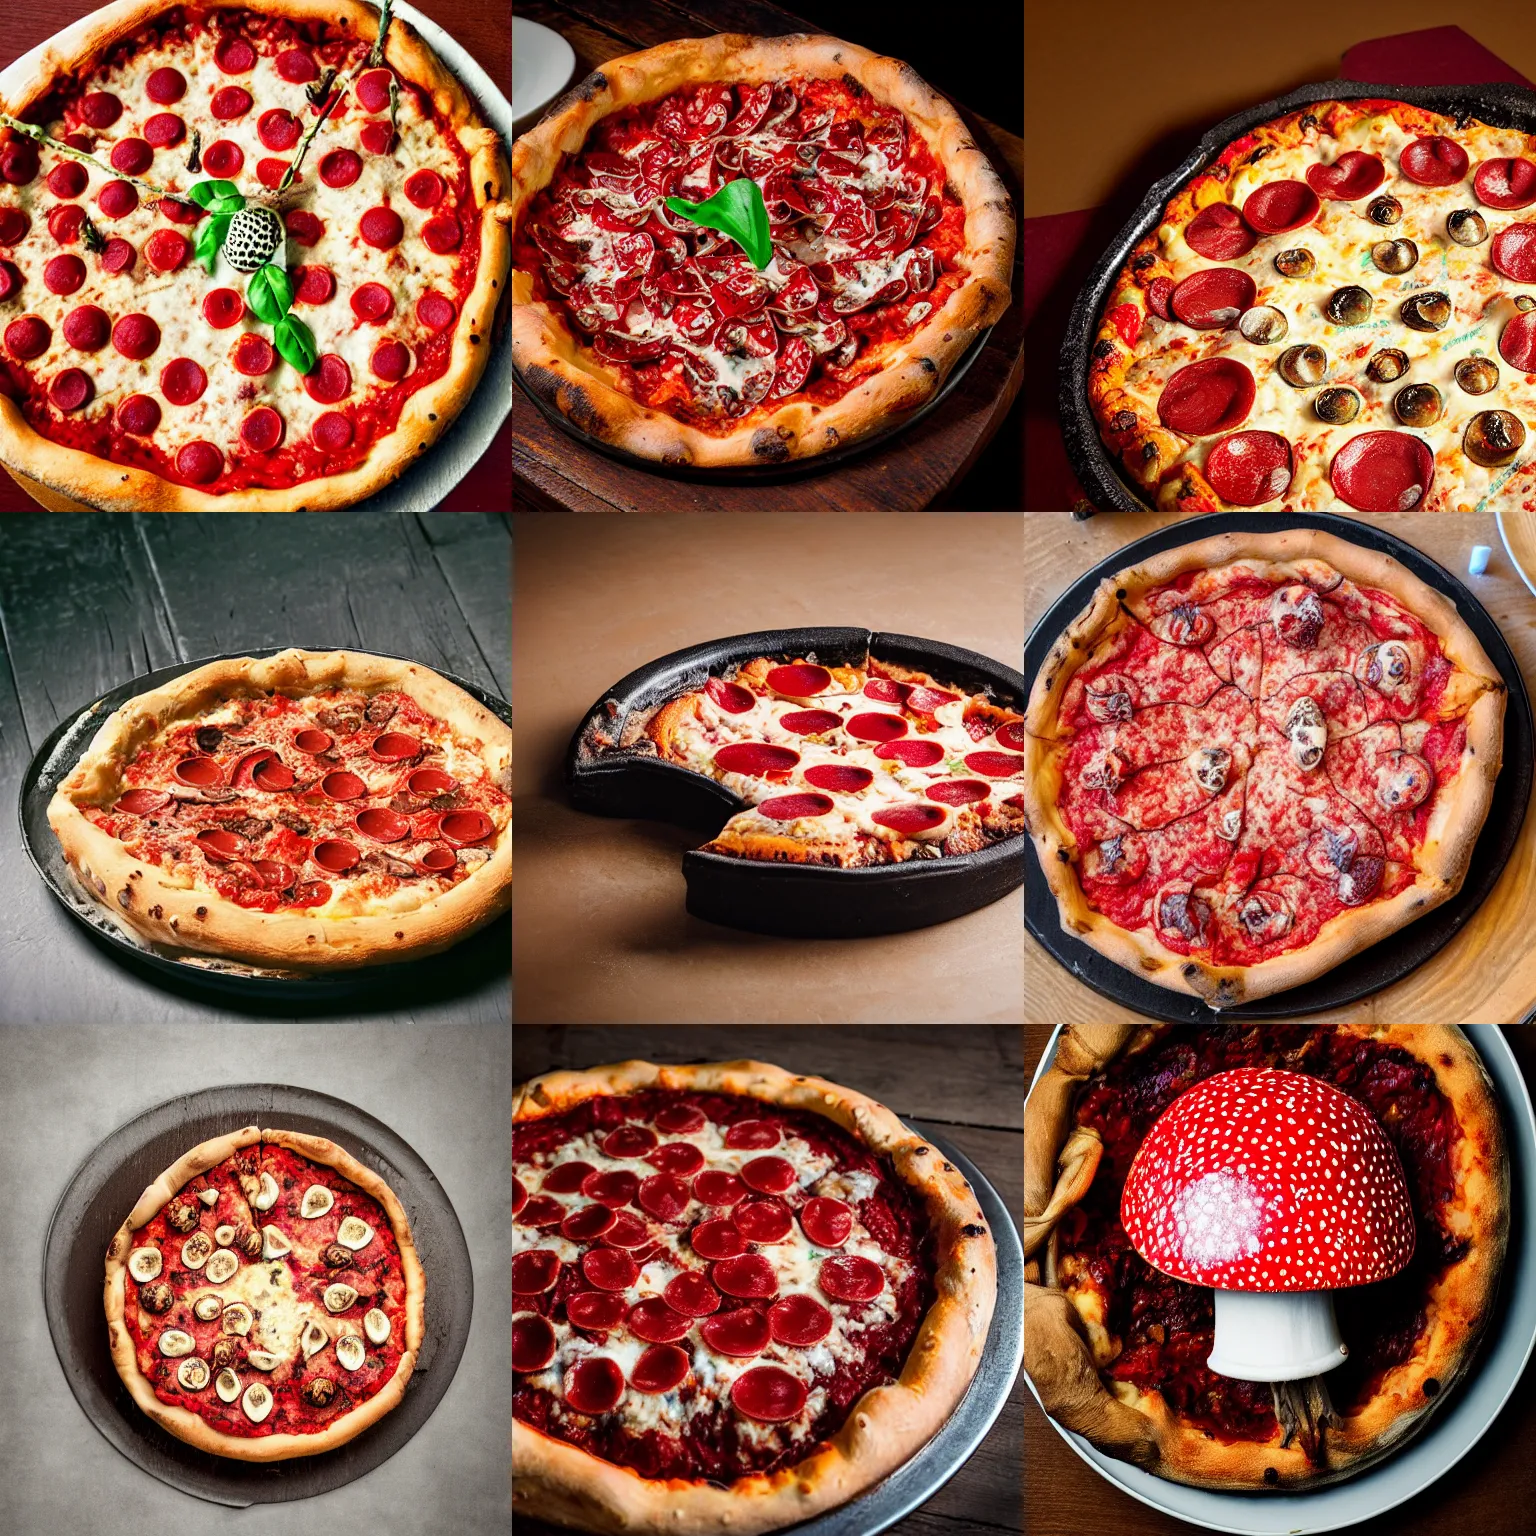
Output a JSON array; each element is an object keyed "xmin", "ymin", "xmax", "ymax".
[
  {"xmin": 515, "ymin": 1024, "xmax": 1025, "ymax": 1536},
  {"xmin": 1024, "ymin": 513, "xmax": 1536, "ymax": 1025},
  {"xmin": 0, "ymin": 512, "xmax": 511, "ymax": 1025}
]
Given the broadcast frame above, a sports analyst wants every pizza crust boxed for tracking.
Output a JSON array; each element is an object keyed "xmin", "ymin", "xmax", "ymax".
[
  {"xmin": 47, "ymin": 649, "xmax": 512, "ymax": 969},
  {"xmin": 514, "ymin": 1059, "xmax": 998, "ymax": 1536},
  {"xmin": 511, "ymin": 32, "xmax": 1015, "ymax": 467}
]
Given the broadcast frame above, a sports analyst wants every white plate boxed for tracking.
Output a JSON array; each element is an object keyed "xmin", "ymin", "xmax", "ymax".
[
  {"xmin": 1496, "ymin": 509, "xmax": 1536, "ymax": 600},
  {"xmin": 513, "ymin": 17, "xmax": 576, "ymax": 125},
  {"xmin": 1025, "ymin": 1025, "xmax": 1536, "ymax": 1533}
]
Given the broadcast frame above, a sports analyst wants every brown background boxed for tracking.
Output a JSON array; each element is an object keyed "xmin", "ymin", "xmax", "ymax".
[
  {"xmin": 1023, "ymin": 1023, "xmax": 1536, "ymax": 1536},
  {"xmin": 512, "ymin": 511, "xmax": 1023, "ymax": 1023}
]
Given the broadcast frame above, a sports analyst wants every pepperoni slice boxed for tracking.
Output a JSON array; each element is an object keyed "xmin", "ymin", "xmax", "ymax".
[
  {"xmin": 777, "ymin": 709, "xmax": 840, "ymax": 735},
  {"xmin": 1182, "ymin": 202, "xmax": 1255, "ymax": 261},
  {"xmin": 1475, "ymin": 157, "xmax": 1536, "ymax": 210},
  {"xmin": 1145, "ymin": 275, "xmax": 1176, "ymax": 320},
  {"xmin": 963, "ymin": 751, "xmax": 1024, "ymax": 777},
  {"xmin": 564, "ymin": 1356, "xmax": 625, "ymax": 1415},
  {"xmin": 799, "ymin": 1197, "xmax": 853, "ymax": 1248},
  {"xmin": 645, "ymin": 1142, "xmax": 705, "ymax": 1177},
  {"xmin": 439, "ymin": 809, "xmax": 494, "ymax": 845},
  {"xmin": 872, "ymin": 804, "xmax": 947, "ymax": 835},
  {"xmin": 252, "ymin": 860, "xmax": 296, "ymax": 891},
  {"xmin": 690, "ymin": 1218, "xmax": 746, "ymax": 1261},
  {"xmin": 665, "ymin": 1271, "xmax": 722, "ymax": 1317},
  {"xmin": 757, "ymin": 793, "xmax": 834, "ymax": 821},
  {"xmin": 996, "ymin": 721, "xmax": 1027, "ymax": 752},
  {"xmin": 251, "ymin": 757, "xmax": 294, "ymax": 791},
  {"xmin": 1157, "ymin": 357, "xmax": 1256, "ymax": 436},
  {"xmin": 195, "ymin": 829, "xmax": 245, "ymax": 863},
  {"xmin": 1491, "ymin": 224, "xmax": 1536, "ymax": 283},
  {"xmin": 541, "ymin": 1161, "xmax": 594, "ymax": 1194},
  {"xmin": 768, "ymin": 1293, "xmax": 834, "ymax": 1346},
  {"xmin": 877, "ymin": 739, "xmax": 945, "ymax": 768},
  {"xmin": 628, "ymin": 1298, "xmax": 693, "ymax": 1344},
  {"xmin": 714, "ymin": 743, "xmax": 799, "ymax": 777},
  {"xmin": 1400, "ymin": 136, "xmax": 1469, "ymax": 186},
  {"xmin": 926, "ymin": 779, "xmax": 991, "ymax": 807},
  {"xmin": 724, "ymin": 1120, "xmax": 781, "ymax": 1150},
  {"xmin": 764, "ymin": 663, "xmax": 831, "ymax": 697},
  {"xmin": 713, "ymin": 1254, "xmax": 779, "ymax": 1299},
  {"xmin": 517, "ymin": 1196, "xmax": 565, "ymax": 1229},
  {"xmin": 561, "ymin": 1204, "xmax": 616, "ymax": 1243},
  {"xmin": 320, "ymin": 770, "xmax": 366, "ymax": 801},
  {"xmin": 1169, "ymin": 268, "xmax": 1256, "ymax": 330},
  {"xmin": 706, "ymin": 676, "xmax": 755, "ymax": 713},
  {"xmin": 818, "ymin": 1254, "xmax": 886, "ymax": 1302},
  {"xmin": 654, "ymin": 1103, "xmax": 706, "ymax": 1134},
  {"xmin": 1305, "ymin": 151, "xmax": 1385, "ymax": 202},
  {"xmin": 601, "ymin": 1211, "xmax": 650, "ymax": 1248},
  {"xmin": 1242, "ymin": 180, "xmax": 1319, "ymax": 233},
  {"xmin": 803, "ymin": 764, "xmax": 873, "ymax": 793},
  {"xmin": 293, "ymin": 728, "xmax": 332, "ymax": 754},
  {"xmin": 174, "ymin": 754, "xmax": 222, "ymax": 787},
  {"xmin": 732, "ymin": 1196, "xmax": 793, "ymax": 1244},
  {"xmin": 1204, "ymin": 430, "xmax": 1295, "ymax": 506},
  {"xmin": 581, "ymin": 1248, "xmax": 639, "ymax": 1291},
  {"xmin": 1329, "ymin": 431, "xmax": 1436, "ymax": 512},
  {"xmin": 700, "ymin": 1306, "xmax": 772, "ymax": 1357},
  {"xmin": 407, "ymin": 767, "xmax": 457, "ymax": 797},
  {"xmin": 512, "ymin": 1176, "xmax": 527, "ymax": 1218},
  {"xmin": 602, "ymin": 1125, "xmax": 658, "ymax": 1159},
  {"xmin": 905, "ymin": 685, "xmax": 958, "ymax": 715},
  {"xmin": 693, "ymin": 1170, "xmax": 746, "ymax": 1207},
  {"xmin": 862, "ymin": 678, "xmax": 909, "ymax": 704},
  {"xmin": 355, "ymin": 807, "xmax": 410, "ymax": 842},
  {"xmin": 419, "ymin": 846, "xmax": 457, "ymax": 873},
  {"xmin": 567, "ymin": 1290, "xmax": 628, "ymax": 1330},
  {"xmin": 512, "ymin": 1313, "xmax": 556, "ymax": 1372},
  {"xmin": 638, "ymin": 1173, "xmax": 692, "ymax": 1222},
  {"xmin": 583, "ymin": 1169, "xmax": 640, "ymax": 1208},
  {"xmin": 630, "ymin": 1343, "xmax": 690, "ymax": 1394},
  {"xmin": 1501, "ymin": 309, "xmax": 1536, "ymax": 371},
  {"xmin": 732, "ymin": 1366, "xmax": 807, "ymax": 1422},
  {"xmin": 312, "ymin": 839, "xmax": 360, "ymax": 874},
  {"xmin": 512, "ymin": 1249, "xmax": 561, "ymax": 1295},
  {"xmin": 740, "ymin": 1156, "xmax": 796, "ymax": 1195},
  {"xmin": 114, "ymin": 788, "xmax": 171, "ymax": 814},
  {"xmin": 369, "ymin": 731, "xmax": 421, "ymax": 762},
  {"xmin": 844, "ymin": 711, "xmax": 908, "ymax": 742}
]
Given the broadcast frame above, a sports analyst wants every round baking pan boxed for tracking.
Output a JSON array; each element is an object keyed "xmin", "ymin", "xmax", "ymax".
[
  {"xmin": 1024, "ymin": 512, "xmax": 1534, "ymax": 1020},
  {"xmin": 566, "ymin": 628, "xmax": 1026, "ymax": 936},
  {"xmin": 43, "ymin": 1084, "xmax": 473, "ymax": 1507},
  {"xmin": 17, "ymin": 646, "xmax": 511, "ymax": 1002},
  {"xmin": 1057, "ymin": 79, "xmax": 1536, "ymax": 511}
]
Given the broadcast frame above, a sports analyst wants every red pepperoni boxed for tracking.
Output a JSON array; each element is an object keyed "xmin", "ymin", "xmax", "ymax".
[
  {"xmin": 512, "ymin": 1314, "xmax": 556, "ymax": 1372},
  {"xmin": 290, "ymin": 881, "xmax": 331, "ymax": 908},
  {"xmin": 355, "ymin": 807, "xmax": 410, "ymax": 842},
  {"xmin": 1204, "ymin": 430, "xmax": 1295, "ymax": 506},
  {"xmin": 567, "ymin": 1290, "xmax": 628, "ymax": 1330},
  {"xmin": 803, "ymin": 764, "xmax": 873, "ymax": 793},
  {"xmin": 1491, "ymin": 223, "xmax": 1536, "ymax": 283},
  {"xmin": 740, "ymin": 1156, "xmax": 797, "ymax": 1195},
  {"xmin": 173, "ymin": 755, "xmax": 222, "ymax": 787},
  {"xmin": 768, "ymin": 1293, "xmax": 834, "ymax": 1346},
  {"xmin": 320, "ymin": 770, "xmax": 366, "ymax": 801},
  {"xmin": 583, "ymin": 1169, "xmax": 640, "ymax": 1208},
  {"xmin": 1329, "ymin": 431, "xmax": 1436, "ymax": 512},
  {"xmin": 628, "ymin": 1241, "xmax": 666, "ymax": 1267},
  {"xmin": 582, "ymin": 1248, "xmax": 639, "ymax": 1291},
  {"xmin": 1501, "ymin": 309, "xmax": 1536, "ymax": 371},
  {"xmin": 369, "ymin": 731, "xmax": 420, "ymax": 762},
  {"xmin": 312, "ymin": 839, "xmax": 360, "ymax": 874},
  {"xmin": 876, "ymin": 739, "xmax": 945, "ymax": 768},
  {"xmin": 512, "ymin": 1176, "xmax": 527, "ymax": 1217},
  {"xmin": 1400, "ymin": 136, "xmax": 1469, "ymax": 186},
  {"xmin": 693, "ymin": 1170, "xmax": 746, "ymax": 1207},
  {"xmin": 757, "ymin": 793, "xmax": 834, "ymax": 821},
  {"xmin": 601, "ymin": 1211, "xmax": 650, "ymax": 1248},
  {"xmin": 654, "ymin": 1103, "xmax": 706, "ymax": 1134},
  {"xmin": 114, "ymin": 788, "xmax": 171, "ymax": 814},
  {"xmin": 1169, "ymin": 268, "xmax": 1257, "ymax": 329},
  {"xmin": 638, "ymin": 1173, "xmax": 692, "ymax": 1222},
  {"xmin": 561, "ymin": 1204, "xmax": 616, "ymax": 1243},
  {"xmin": 645, "ymin": 1142, "xmax": 705, "ymax": 1177},
  {"xmin": 1183, "ymin": 202, "xmax": 1256, "ymax": 261},
  {"xmin": 926, "ymin": 779, "xmax": 991, "ymax": 807},
  {"xmin": 799, "ymin": 1197, "xmax": 854, "ymax": 1248},
  {"xmin": 963, "ymin": 751, "xmax": 1024, "ymax": 777},
  {"xmin": 732, "ymin": 1366, "xmax": 807, "ymax": 1422},
  {"xmin": 630, "ymin": 1343, "xmax": 690, "ymax": 1394},
  {"xmin": 602, "ymin": 1125, "xmax": 658, "ymax": 1159},
  {"xmin": 714, "ymin": 743, "xmax": 799, "ymax": 777},
  {"xmin": 690, "ymin": 1218, "xmax": 746, "ymax": 1261},
  {"xmin": 701, "ymin": 1306, "xmax": 772, "ymax": 1357},
  {"xmin": 1305, "ymin": 151, "xmax": 1386, "ymax": 202},
  {"xmin": 1146, "ymin": 275, "xmax": 1176, "ymax": 319},
  {"xmin": 565, "ymin": 1357, "xmax": 625, "ymax": 1415},
  {"xmin": 724, "ymin": 1120, "xmax": 781, "ymax": 1150},
  {"xmin": 293, "ymin": 728, "xmax": 332, "ymax": 754},
  {"xmin": 872, "ymin": 803, "xmax": 947, "ymax": 835},
  {"xmin": 1157, "ymin": 357, "xmax": 1256, "ymax": 436},
  {"xmin": 732, "ymin": 1197, "xmax": 793, "ymax": 1244},
  {"xmin": 627, "ymin": 1298, "xmax": 693, "ymax": 1344},
  {"xmin": 512, "ymin": 1249, "xmax": 561, "ymax": 1295},
  {"xmin": 844, "ymin": 711, "xmax": 908, "ymax": 742},
  {"xmin": 1475, "ymin": 157, "xmax": 1536, "ymax": 210},
  {"xmin": 996, "ymin": 721, "xmax": 1027, "ymax": 752},
  {"xmin": 195, "ymin": 829, "xmax": 245, "ymax": 863},
  {"xmin": 252, "ymin": 860, "xmax": 296, "ymax": 891},
  {"xmin": 706, "ymin": 676, "xmax": 756, "ymax": 713},
  {"xmin": 818, "ymin": 1254, "xmax": 886, "ymax": 1302},
  {"xmin": 777, "ymin": 708, "xmax": 841, "ymax": 735},
  {"xmin": 439, "ymin": 809, "xmax": 495, "ymax": 845},
  {"xmin": 406, "ymin": 767, "xmax": 457, "ymax": 797},
  {"xmin": 905, "ymin": 685, "xmax": 958, "ymax": 715},
  {"xmin": 419, "ymin": 847, "xmax": 457, "ymax": 873},
  {"xmin": 714, "ymin": 1254, "xmax": 781, "ymax": 1301},
  {"xmin": 863, "ymin": 678, "xmax": 909, "ymax": 704},
  {"xmin": 252, "ymin": 757, "xmax": 294, "ymax": 791},
  {"xmin": 764, "ymin": 663, "xmax": 831, "ymax": 697},
  {"xmin": 517, "ymin": 1196, "xmax": 565, "ymax": 1229},
  {"xmin": 541, "ymin": 1161, "xmax": 594, "ymax": 1194},
  {"xmin": 665, "ymin": 1271, "xmax": 722, "ymax": 1317}
]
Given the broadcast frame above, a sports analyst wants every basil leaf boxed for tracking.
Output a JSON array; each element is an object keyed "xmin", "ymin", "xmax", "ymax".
[
  {"xmin": 665, "ymin": 177, "xmax": 772, "ymax": 270},
  {"xmin": 194, "ymin": 214, "xmax": 232, "ymax": 275},
  {"xmin": 273, "ymin": 313, "xmax": 317, "ymax": 375},
  {"xmin": 245, "ymin": 262, "xmax": 293, "ymax": 326},
  {"xmin": 187, "ymin": 179, "xmax": 243, "ymax": 210}
]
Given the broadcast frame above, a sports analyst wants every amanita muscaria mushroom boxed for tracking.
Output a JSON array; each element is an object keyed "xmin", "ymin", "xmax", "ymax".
[{"xmin": 1120, "ymin": 1068, "xmax": 1415, "ymax": 1451}]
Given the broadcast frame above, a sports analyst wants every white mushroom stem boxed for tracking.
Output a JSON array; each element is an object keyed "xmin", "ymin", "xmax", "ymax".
[{"xmin": 1207, "ymin": 1289, "xmax": 1348, "ymax": 1381}]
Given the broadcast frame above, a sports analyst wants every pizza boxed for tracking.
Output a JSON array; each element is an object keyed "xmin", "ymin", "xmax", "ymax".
[
  {"xmin": 1024, "ymin": 1023, "xmax": 1509, "ymax": 1489},
  {"xmin": 1087, "ymin": 98, "xmax": 1536, "ymax": 511},
  {"xmin": 578, "ymin": 651, "xmax": 1026, "ymax": 866},
  {"xmin": 1021, "ymin": 529, "xmax": 1505, "ymax": 1005},
  {"xmin": 0, "ymin": 0, "xmax": 511, "ymax": 511},
  {"xmin": 104, "ymin": 1125, "xmax": 425, "ymax": 1460},
  {"xmin": 511, "ymin": 32, "xmax": 1015, "ymax": 467},
  {"xmin": 47, "ymin": 648, "xmax": 512, "ymax": 968},
  {"xmin": 513, "ymin": 1059, "xmax": 997, "ymax": 1536}
]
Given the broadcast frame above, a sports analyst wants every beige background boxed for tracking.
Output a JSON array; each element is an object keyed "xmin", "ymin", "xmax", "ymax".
[
  {"xmin": 512, "ymin": 513, "xmax": 1024, "ymax": 1024},
  {"xmin": 1025, "ymin": 0, "xmax": 1536, "ymax": 218}
]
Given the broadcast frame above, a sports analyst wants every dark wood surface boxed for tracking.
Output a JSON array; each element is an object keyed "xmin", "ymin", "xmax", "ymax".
[
  {"xmin": 1023, "ymin": 1024, "xmax": 1536, "ymax": 1536},
  {"xmin": 511, "ymin": 0, "xmax": 1023, "ymax": 512},
  {"xmin": 513, "ymin": 1025, "xmax": 1025, "ymax": 1535},
  {"xmin": 0, "ymin": 511, "xmax": 511, "ymax": 1024}
]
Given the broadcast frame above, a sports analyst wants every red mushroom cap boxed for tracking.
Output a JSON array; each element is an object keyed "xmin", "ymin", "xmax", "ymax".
[{"xmin": 1120, "ymin": 1068, "xmax": 1415, "ymax": 1292}]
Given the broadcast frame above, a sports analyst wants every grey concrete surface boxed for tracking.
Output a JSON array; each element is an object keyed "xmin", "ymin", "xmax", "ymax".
[{"xmin": 0, "ymin": 1022, "xmax": 511, "ymax": 1536}]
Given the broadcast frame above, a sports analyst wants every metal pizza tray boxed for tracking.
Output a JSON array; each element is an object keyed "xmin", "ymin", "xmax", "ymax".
[
  {"xmin": 42, "ymin": 1083, "xmax": 474, "ymax": 1507},
  {"xmin": 16, "ymin": 646, "xmax": 511, "ymax": 1003},
  {"xmin": 564, "ymin": 628, "xmax": 1026, "ymax": 936},
  {"xmin": 1023, "ymin": 512, "xmax": 1535, "ymax": 1020},
  {"xmin": 1057, "ymin": 78, "xmax": 1536, "ymax": 511}
]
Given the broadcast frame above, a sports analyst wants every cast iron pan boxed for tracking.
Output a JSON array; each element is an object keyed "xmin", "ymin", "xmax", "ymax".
[
  {"xmin": 566, "ymin": 628, "xmax": 1025, "ymax": 936},
  {"xmin": 1058, "ymin": 79, "xmax": 1536, "ymax": 511},
  {"xmin": 43, "ymin": 1084, "xmax": 473, "ymax": 1507},
  {"xmin": 18, "ymin": 647, "xmax": 511, "ymax": 1002},
  {"xmin": 1024, "ymin": 513, "xmax": 1534, "ymax": 1020}
]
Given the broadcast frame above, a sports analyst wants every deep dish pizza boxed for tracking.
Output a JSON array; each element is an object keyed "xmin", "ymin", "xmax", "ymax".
[
  {"xmin": 105, "ymin": 1125, "xmax": 425, "ymax": 1460},
  {"xmin": 1024, "ymin": 1024, "xmax": 1508, "ymax": 1489},
  {"xmin": 0, "ymin": 0, "xmax": 510, "ymax": 511},
  {"xmin": 512, "ymin": 32, "xmax": 1015, "ymax": 467},
  {"xmin": 579, "ymin": 652, "xmax": 1025, "ymax": 866},
  {"xmin": 513, "ymin": 1059, "xmax": 997, "ymax": 1535},
  {"xmin": 47, "ymin": 648, "xmax": 511, "ymax": 968},
  {"xmin": 1022, "ymin": 530, "xmax": 1505, "ymax": 1005},
  {"xmin": 1088, "ymin": 98, "xmax": 1536, "ymax": 511}
]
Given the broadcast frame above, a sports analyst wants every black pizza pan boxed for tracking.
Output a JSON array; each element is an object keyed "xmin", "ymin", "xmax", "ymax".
[
  {"xmin": 1024, "ymin": 512, "xmax": 1534, "ymax": 1021},
  {"xmin": 42, "ymin": 1084, "xmax": 474, "ymax": 1508},
  {"xmin": 1058, "ymin": 79, "xmax": 1536, "ymax": 511},
  {"xmin": 16, "ymin": 646, "xmax": 511, "ymax": 1003},
  {"xmin": 565, "ymin": 628, "xmax": 1026, "ymax": 936}
]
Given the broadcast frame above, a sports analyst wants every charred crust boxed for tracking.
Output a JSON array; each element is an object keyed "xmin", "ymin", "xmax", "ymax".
[
  {"xmin": 1091, "ymin": 339, "xmax": 1116, "ymax": 361},
  {"xmin": 1056, "ymin": 848, "xmax": 1070, "ymax": 862},
  {"xmin": 917, "ymin": 356, "xmax": 937, "ymax": 375},
  {"xmin": 750, "ymin": 428, "xmax": 792, "ymax": 462},
  {"xmin": 840, "ymin": 72, "xmax": 869, "ymax": 98},
  {"xmin": 1299, "ymin": 112, "xmax": 1319, "ymax": 130},
  {"xmin": 1110, "ymin": 410, "xmax": 1136, "ymax": 432},
  {"xmin": 544, "ymin": 70, "xmax": 608, "ymax": 121},
  {"xmin": 1263, "ymin": 1467, "xmax": 1280, "ymax": 1485},
  {"xmin": 1131, "ymin": 253, "xmax": 1155, "ymax": 271},
  {"xmin": 1247, "ymin": 145, "xmax": 1272, "ymax": 165},
  {"xmin": 961, "ymin": 1222, "xmax": 987, "ymax": 1237},
  {"xmin": 1423, "ymin": 1377, "xmax": 1440, "ymax": 1397},
  {"xmin": 194, "ymin": 906, "xmax": 208, "ymax": 919}
]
